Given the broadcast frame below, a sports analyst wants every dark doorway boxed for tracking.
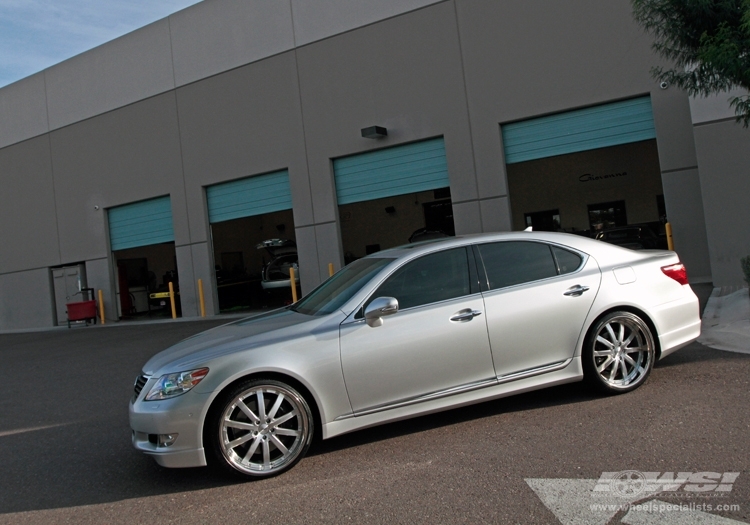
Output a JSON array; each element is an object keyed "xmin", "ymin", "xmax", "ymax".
[
  {"xmin": 524, "ymin": 209, "xmax": 561, "ymax": 232},
  {"xmin": 588, "ymin": 200, "xmax": 627, "ymax": 232},
  {"xmin": 423, "ymin": 199, "xmax": 455, "ymax": 236}
]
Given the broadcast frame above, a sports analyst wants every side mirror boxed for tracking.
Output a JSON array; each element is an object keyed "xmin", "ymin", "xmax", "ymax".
[{"xmin": 364, "ymin": 297, "xmax": 399, "ymax": 327}]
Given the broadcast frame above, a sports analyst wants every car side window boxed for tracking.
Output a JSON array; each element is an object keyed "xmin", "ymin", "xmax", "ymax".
[
  {"xmin": 551, "ymin": 246, "xmax": 583, "ymax": 275},
  {"xmin": 477, "ymin": 241, "xmax": 558, "ymax": 290},
  {"xmin": 369, "ymin": 247, "xmax": 471, "ymax": 310}
]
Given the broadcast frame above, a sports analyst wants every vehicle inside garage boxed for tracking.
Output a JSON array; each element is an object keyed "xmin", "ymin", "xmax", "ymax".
[
  {"xmin": 206, "ymin": 170, "xmax": 298, "ymax": 312},
  {"xmin": 210, "ymin": 209, "xmax": 297, "ymax": 312}
]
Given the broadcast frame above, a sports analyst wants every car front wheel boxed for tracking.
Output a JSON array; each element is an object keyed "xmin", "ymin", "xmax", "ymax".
[
  {"xmin": 207, "ymin": 378, "xmax": 314, "ymax": 478},
  {"xmin": 583, "ymin": 311, "xmax": 655, "ymax": 394}
]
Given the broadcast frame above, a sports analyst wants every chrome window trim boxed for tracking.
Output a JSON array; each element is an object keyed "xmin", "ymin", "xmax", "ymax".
[{"xmin": 474, "ymin": 240, "xmax": 590, "ymax": 293}]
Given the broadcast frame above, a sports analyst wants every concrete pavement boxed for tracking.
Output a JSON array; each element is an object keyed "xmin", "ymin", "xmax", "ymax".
[{"xmin": 699, "ymin": 286, "xmax": 750, "ymax": 355}]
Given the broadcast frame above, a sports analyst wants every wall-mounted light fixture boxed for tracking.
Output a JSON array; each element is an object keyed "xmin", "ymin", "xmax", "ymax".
[{"xmin": 361, "ymin": 126, "xmax": 388, "ymax": 139}]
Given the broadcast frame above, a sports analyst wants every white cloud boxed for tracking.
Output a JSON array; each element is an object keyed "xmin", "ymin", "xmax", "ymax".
[{"xmin": 0, "ymin": 0, "xmax": 202, "ymax": 87}]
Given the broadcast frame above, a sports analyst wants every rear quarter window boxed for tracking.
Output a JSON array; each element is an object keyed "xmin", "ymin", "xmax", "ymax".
[
  {"xmin": 551, "ymin": 246, "xmax": 583, "ymax": 275},
  {"xmin": 477, "ymin": 241, "xmax": 557, "ymax": 290}
]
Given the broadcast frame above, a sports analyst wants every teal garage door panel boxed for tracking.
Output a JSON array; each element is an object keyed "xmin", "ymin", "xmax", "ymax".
[
  {"xmin": 334, "ymin": 137, "xmax": 449, "ymax": 205},
  {"xmin": 502, "ymin": 97, "xmax": 656, "ymax": 164},
  {"xmin": 206, "ymin": 170, "xmax": 292, "ymax": 224},
  {"xmin": 109, "ymin": 196, "xmax": 175, "ymax": 251}
]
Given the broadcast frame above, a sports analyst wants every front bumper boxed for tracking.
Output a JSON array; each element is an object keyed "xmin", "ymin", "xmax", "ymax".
[{"xmin": 129, "ymin": 385, "xmax": 212, "ymax": 468}]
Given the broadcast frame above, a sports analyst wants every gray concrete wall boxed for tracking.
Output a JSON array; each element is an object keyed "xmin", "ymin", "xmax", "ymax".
[
  {"xmin": 0, "ymin": 0, "xmax": 446, "ymax": 149},
  {"xmin": 650, "ymin": 88, "xmax": 712, "ymax": 281},
  {"xmin": 454, "ymin": 0, "xmax": 711, "ymax": 278},
  {"xmin": 174, "ymin": 50, "xmax": 311, "ymax": 305},
  {"xmin": 295, "ymin": 1, "xmax": 479, "ymax": 285},
  {"xmin": 693, "ymin": 120, "xmax": 750, "ymax": 287},
  {"xmin": 0, "ymin": 0, "xmax": 722, "ymax": 329},
  {"xmin": 0, "ymin": 135, "xmax": 60, "ymax": 274},
  {"xmin": 0, "ymin": 269, "xmax": 56, "ymax": 330},
  {"xmin": 47, "ymin": 93, "xmax": 186, "ymax": 263}
]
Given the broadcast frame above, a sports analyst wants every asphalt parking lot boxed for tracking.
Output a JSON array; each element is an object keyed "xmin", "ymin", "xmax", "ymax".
[{"xmin": 1, "ymin": 290, "xmax": 748, "ymax": 524}]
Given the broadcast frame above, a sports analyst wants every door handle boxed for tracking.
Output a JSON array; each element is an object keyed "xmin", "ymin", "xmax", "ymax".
[
  {"xmin": 563, "ymin": 285, "xmax": 590, "ymax": 297},
  {"xmin": 450, "ymin": 309, "xmax": 482, "ymax": 322}
]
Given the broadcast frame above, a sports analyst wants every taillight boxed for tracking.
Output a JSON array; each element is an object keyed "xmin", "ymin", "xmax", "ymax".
[{"xmin": 661, "ymin": 263, "xmax": 689, "ymax": 285}]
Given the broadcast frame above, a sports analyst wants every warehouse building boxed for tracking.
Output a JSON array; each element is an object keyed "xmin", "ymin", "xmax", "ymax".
[{"xmin": 0, "ymin": 0, "xmax": 748, "ymax": 330}]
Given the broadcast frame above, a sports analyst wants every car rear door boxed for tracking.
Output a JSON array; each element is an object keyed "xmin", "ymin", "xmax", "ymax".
[
  {"xmin": 339, "ymin": 247, "xmax": 496, "ymax": 414},
  {"xmin": 476, "ymin": 241, "xmax": 601, "ymax": 379}
]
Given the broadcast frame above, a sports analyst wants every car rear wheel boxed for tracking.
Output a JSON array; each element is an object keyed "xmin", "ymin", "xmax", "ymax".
[
  {"xmin": 583, "ymin": 311, "xmax": 655, "ymax": 394},
  {"xmin": 207, "ymin": 379, "xmax": 314, "ymax": 478}
]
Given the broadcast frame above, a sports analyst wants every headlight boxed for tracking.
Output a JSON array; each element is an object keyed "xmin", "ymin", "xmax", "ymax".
[{"xmin": 144, "ymin": 368, "xmax": 209, "ymax": 401}]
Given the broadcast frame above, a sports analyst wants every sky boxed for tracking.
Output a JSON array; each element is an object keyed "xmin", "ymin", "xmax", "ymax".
[{"xmin": 0, "ymin": 0, "xmax": 203, "ymax": 88}]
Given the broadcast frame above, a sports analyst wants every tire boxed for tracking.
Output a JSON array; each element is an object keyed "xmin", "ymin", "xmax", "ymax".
[
  {"xmin": 206, "ymin": 378, "xmax": 314, "ymax": 478},
  {"xmin": 583, "ymin": 311, "xmax": 655, "ymax": 394}
]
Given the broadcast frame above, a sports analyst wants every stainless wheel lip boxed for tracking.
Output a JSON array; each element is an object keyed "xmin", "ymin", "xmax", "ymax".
[
  {"xmin": 219, "ymin": 385, "xmax": 309, "ymax": 475},
  {"xmin": 593, "ymin": 315, "xmax": 654, "ymax": 390}
]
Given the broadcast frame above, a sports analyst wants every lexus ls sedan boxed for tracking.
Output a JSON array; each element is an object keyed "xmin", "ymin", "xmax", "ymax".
[{"xmin": 130, "ymin": 232, "xmax": 700, "ymax": 478}]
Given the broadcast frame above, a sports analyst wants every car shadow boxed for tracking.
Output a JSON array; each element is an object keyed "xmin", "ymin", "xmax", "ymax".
[
  {"xmin": 654, "ymin": 340, "xmax": 750, "ymax": 369},
  {"xmin": 307, "ymin": 380, "xmax": 598, "ymax": 458}
]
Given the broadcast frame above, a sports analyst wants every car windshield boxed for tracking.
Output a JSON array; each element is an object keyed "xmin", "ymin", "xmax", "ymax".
[{"xmin": 291, "ymin": 257, "xmax": 394, "ymax": 316}]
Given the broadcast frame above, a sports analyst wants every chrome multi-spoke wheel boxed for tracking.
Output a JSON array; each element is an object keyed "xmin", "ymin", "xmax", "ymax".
[
  {"xmin": 584, "ymin": 312, "xmax": 655, "ymax": 393},
  {"xmin": 209, "ymin": 379, "xmax": 313, "ymax": 477}
]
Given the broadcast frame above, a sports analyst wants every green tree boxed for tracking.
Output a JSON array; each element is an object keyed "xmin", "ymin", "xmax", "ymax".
[{"xmin": 632, "ymin": 0, "xmax": 750, "ymax": 126}]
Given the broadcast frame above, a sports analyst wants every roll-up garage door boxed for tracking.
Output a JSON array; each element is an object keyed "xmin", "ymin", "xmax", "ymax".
[
  {"xmin": 334, "ymin": 137, "xmax": 449, "ymax": 205},
  {"xmin": 206, "ymin": 169, "xmax": 292, "ymax": 224},
  {"xmin": 502, "ymin": 97, "xmax": 656, "ymax": 164},
  {"xmin": 108, "ymin": 196, "xmax": 174, "ymax": 251}
]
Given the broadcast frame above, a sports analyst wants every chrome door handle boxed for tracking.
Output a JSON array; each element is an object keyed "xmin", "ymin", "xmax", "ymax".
[
  {"xmin": 450, "ymin": 309, "xmax": 483, "ymax": 322},
  {"xmin": 563, "ymin": 285, "xmax": 590, "ymax": 297}
]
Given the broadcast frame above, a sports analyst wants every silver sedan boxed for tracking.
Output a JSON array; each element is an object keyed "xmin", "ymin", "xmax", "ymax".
[{"xmin": 130, "ymin": 232, "xmax": 700, "ymax": 478}]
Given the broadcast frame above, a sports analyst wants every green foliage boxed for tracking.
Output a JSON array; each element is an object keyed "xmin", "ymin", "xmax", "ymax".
[
  {"xmin": 632, "ymin": 0, "xmax": 750, "ymax": 126},
  {"xmin": 741, "ymin": 255, "xmax": 750, "ymax": 286}
]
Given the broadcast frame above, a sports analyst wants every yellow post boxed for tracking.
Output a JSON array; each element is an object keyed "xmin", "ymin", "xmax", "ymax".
[
  {"xmin": 290, "ymin": 267, "xmax": 298, "ymax": 303},
  {"xmin": 328, "ymin": 262, "xmax": 334, "ymax": 277},
  {"xmin": 665, "ymin": 222, "xmax": 674, "ymax": 251},
  {"xmin": 198, "ymin": 278, "xmax": 206, "ymax": 317},
  {"xmin": 168, "ymin": 281, "xmax": 177, "ymax": 319},
  {"xmin": 98, "ymin": 289, "xmax": 105, "ymax": 325}
]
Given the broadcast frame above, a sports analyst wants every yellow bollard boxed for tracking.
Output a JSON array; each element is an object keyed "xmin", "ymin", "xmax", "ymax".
[
  {"xmin": 328, "ymin": 263, "xmax": 334, "ymax": 277},
  {"xmin": 665, "ymin": 222, "xmax": 674, "ymax": 251},
  {"xmin": 290, "ymin": 267, "xmax": 298, "ymax": 303},
  {"xmin": 98, "ymin": 289, "xmax": 105, "ymax": 325},
  {"xmin": 168, "ymin": 281, "xmax": 177, "ymax": 319},
  {"xmin": 198, "ymin": 278, "xmax": 206, "ymax": 317}
]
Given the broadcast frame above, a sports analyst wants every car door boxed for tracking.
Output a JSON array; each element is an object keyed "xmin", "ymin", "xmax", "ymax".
[
  {"xmin": 339, "ymin": 247, "xmax": 496, "ymax": 414},
  {"xmin": 476, "ymin": 241, "xmax": 601, "ymax": 379}
]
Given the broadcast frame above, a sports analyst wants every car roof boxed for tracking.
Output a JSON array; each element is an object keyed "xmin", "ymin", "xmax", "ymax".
[{"xmin": 365, "ymin": 231, "xmax": 665, "ymax": 267}]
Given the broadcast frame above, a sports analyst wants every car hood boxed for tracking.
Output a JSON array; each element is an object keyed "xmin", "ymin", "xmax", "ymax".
[{"xmin": 142, "ymin": 308, "xmax": 326, "ymax": 375}]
